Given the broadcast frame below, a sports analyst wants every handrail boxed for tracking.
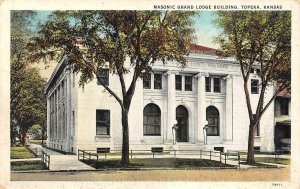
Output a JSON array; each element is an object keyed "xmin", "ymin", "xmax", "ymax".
[{"xmin": 41, "ymin": 150, "xmax": 50, "ymax": 169}]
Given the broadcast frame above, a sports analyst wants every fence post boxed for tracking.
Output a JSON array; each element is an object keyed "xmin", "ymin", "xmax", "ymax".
[
  {"xmin": 105, "ymin": 152, "xmax": 107, "ymax": 159},
  {"xmin": 210, "ymin": 150, "xmax": 211, "ymax": 160},
  {"xmin": 78, "ymin": 149, "xmax": 80, "ymax": 160},
  {"xmin": 200, "ymin": 149, "xmax": 202, "ymax": 159},
  {"xmin": 48, "ymin": 155, "xmax": 50, "ymax": 169},
  {"xmin": 97, "ymin": 154, "xmax": 99, "ymax": 162},
  {"xmin": 220, "ymin": 151, "xmax": 222, "ymax": 162},
  {"xmin": 238, "ymin": 154, "xmax": 240, "ymax": 169},
  {"xmin": 89, "ymin": 152, "xmax": 91, "ymax": 160},
  {"xmin": 131, "ymin": 150, "xmax": 133, "ymax": 159},
  {"xmin": 35, "ymin": 148, "xmax": 37, "ymax": 155},
  {"xmin": 174, "ymin": 150, "xmax": 176, "ymax": 159},
  {"xmin": 225, "ymin": 153, "xmax": 227, "ymax": 165},
  {"xmin": 152, "ymin": 151, "xmax": 154, "ymax": 159},
  {"xmin": 83, "ymin": 150, "xmax": 85, "ymax": 160}
]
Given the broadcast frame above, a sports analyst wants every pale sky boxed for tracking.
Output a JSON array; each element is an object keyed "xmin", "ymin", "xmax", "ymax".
[{"xmin": 32, "ymin": 11, "xmax": 221, "ymax": 80}]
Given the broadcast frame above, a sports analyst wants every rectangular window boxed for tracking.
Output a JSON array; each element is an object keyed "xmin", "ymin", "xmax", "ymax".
[
  {"xmin": 280, "ymin": 98, "xmax": 289, "ymax": 115},
  {"xmin": 251, "ymin": 79, "xmax": 259, "ymax": 94},
  {"xmin": 175, "ymin": 75, "xmax": 182, "ymax": 91},
  {"xmin": 154, "ymin": 74, "xmax": 162, "ymax": 89},
  {"xmin": 61, "ymin": 81, "xmax": 64, "ymax": 97},
  {"xmin": 96, "ymin": 110, "xmax": 110, "ymax": 135},
  {"xmin": 58, "ymin": 86, "xmax": 60, "ymax": 100},
  {"xmin": 256, "ymin": 123, "xmax": 260, "ymax": 136},
  {"xmin": 254, "ymin": 147, "xmax": 260, "ymax": 152},
  {"xmin": 213, "ymin": 78, "xmax": 221, "ymax": 93},
  {"xmin": 256, "ymin": 69, "xmax": 261, "ymax": 75},
  {"xmin": 205, "ymin": 77, "xmax": 211, "ymax": 92},
  {"xmin": 143, "ymin": 73, "xmax": 151, "ymax": 89},
  {"xmin": 185, "ymin": 76, "xmax": 192, "ymax": 91},
  {"xmin": 250, "ymin": 68, "xmax": 255, "ymax": 73},
  {"xmin": 97, "ymin": 69, "xmax": 109, "ymax": 86}
]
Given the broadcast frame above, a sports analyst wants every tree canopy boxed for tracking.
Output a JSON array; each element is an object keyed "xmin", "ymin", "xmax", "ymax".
[
  {"xmin": 10, "ymin": 11, "xmax": 46, "ymax": 145},
  {"xmin": 216, "ymin": 11, "xmax": 291, "ymax": 163}
]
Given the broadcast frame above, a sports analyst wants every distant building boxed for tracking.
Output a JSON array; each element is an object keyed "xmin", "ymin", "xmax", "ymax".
[
  {"xmin": 45, "ymin": 44, "xmax": 276, "ymax": 154},
  {"xmin": 274, "ymin": 90, "xmax": 291, "ymax": 152}
]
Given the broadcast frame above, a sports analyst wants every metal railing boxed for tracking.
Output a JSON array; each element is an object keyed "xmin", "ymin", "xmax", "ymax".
[
  {"xmin": 226, "ymin": 150, "xmax": 287, "ymax": 165},
  {"xmin": 41, "ymin": 150, "xmax": 50, "ymax": 169},
  {"xmin": 77, "ymin": 149, "xmax": 236, "ymax": 167}
]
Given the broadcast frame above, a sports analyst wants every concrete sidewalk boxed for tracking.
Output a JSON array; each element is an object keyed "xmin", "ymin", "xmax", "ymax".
[
  {"xmin": 23, "ymin": 143, "xmax": 286, "ymax": 171},
  {"xmin": 27, "ymin": 143, "xmax": 95, "ymax": 171}
]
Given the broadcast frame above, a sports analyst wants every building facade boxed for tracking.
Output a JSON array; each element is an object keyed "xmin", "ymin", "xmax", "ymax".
[
  {"xmin": 46, "ymin": 44, "xmax": 275, "ymax": 154},
  {"xmin": 274, "ymin": 92, "xmax": 291, "ymax": 152}
]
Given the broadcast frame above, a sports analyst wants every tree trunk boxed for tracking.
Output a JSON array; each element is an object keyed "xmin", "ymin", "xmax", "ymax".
[
  {"xmin": 121, "ymin": 110, "xmax": 130, "ymax": 167},
  {"xmin": 247, "ymin": 123, "xmax": 256, "ymax": 163},
  {"xmin": 19, "ymin": 129, "xmax": 27, "ymax": 146},
  {"xmin": 41, "ymin": 120, "xmax": 45, "ymax": 146}
]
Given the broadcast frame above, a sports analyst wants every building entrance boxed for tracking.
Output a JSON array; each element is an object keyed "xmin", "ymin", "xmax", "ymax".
[{"xmin": 176, "ymin": 105, "xmax": 189, "ymax": 142}]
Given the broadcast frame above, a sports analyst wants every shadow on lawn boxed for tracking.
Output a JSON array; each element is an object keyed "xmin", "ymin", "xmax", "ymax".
[{"xmin": 81, "ymin": 158, "xmax": 235, "ymax": 169}]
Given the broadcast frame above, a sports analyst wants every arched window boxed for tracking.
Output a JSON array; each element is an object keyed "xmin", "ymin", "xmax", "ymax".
[
  {"xmin": 206, "ymin": 106, "xmax": 220, "ymax": 136},
  {"xmin": 143, "ymin": 103, "xmax": 161, "ymax": 136}
]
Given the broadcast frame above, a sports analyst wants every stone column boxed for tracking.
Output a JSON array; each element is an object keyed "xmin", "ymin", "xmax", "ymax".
[
  {"xmin": 54, "ymin": 90, "xmax": 57, "ymax": 140},
  {"xmin": 46, "ymin": 96, "xmax": 50, "ymax": 144},
  {"xmin": 225, "ymin": 75, "xmax": 233, "ymax": 141},
  {"xmin": 165, "ymin": 71, "xmax": 178, "ymax": 142},
  {"xmin": 196, "ymin": 72, "xmax": 207, "ymax": 143}
]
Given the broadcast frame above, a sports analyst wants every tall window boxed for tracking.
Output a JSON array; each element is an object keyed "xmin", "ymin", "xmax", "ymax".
[
  {"xmin": 97, "ymin": 69, "xmax": 109, "ymax": 86},
  {"xmin": 280, "ymin": 98, "xmax": 289, "ymax": 115},
  {"xmin": 154, "ymin": 74, "xmax": 162, "ymax": 89},
  {"xmin": 185, "ymin": 76, "xmax": 192, "ymax": 91},
  {"xmin": 143, "ymin": 103, "xmax": 161, "ymax": 136},
  {"xmin": 251, "ymin": 79, "xmax": 259, "ymax": 94},
  {"xmin": 143, "ymin": 73, "xmax": 151, "ymax": 89},
  {"xmin": 206, "ymin": 106, "xmax": 219, "ymax": 136},
  {"xmin": 205, "ymin": 77, "xmax": 211, "ymax": 92},
  {"xmin": 96, "ymin": 110, "xmax": 110, "ymax": 135},
  {"xmin": 256, "ymin": 123, "xmax": 260, "ymax": 136},
  {"xmin": 175, "ymin": 75, "xmax": 182, "ymax": 90},
  {"xmin": 61, "ymin": 81, "xmax": 65, "ymax": 98},
  {"xmin": 213, "ymin": 78, "xmax": 221, "ymax": 93}
]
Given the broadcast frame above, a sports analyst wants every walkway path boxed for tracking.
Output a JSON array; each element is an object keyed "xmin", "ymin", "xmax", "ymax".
[
  {"xmin": 16, "ymin": 143, "xmax": 286, "ymax": 171},
  {"xmin": 27, "ymin": 143, "xmax": 95, "ymax": 171}
]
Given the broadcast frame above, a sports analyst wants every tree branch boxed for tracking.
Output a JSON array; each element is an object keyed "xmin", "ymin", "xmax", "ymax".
[{"xmin": 96, "ymin": 74, "xmax": 124, "ymax": 110}]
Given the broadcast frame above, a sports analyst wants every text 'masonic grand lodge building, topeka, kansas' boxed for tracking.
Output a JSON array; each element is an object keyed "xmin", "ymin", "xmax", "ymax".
[{"xmin": 45, "ymin": 43, "xmax": 279, "ymax": 154}]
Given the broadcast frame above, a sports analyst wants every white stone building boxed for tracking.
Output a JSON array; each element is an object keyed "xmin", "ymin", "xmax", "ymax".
[{"xmin": 45, "ymin": 44, "xmax": 275, "ymax": 154}]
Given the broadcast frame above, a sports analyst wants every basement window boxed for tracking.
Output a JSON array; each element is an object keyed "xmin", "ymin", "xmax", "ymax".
[{"xmin": 97, "ymin": 148, "xmax": 110, "ymax": 153}]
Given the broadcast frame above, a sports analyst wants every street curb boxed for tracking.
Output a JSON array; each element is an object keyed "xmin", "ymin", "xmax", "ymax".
[
  {"xmin": 11, "ymin": 166, "xmax": 239, "ymax": 173},
  {"xmin": 12, "ymin": 165, "xmax": 290, "ymax": 173},
  {"xmin": 11, "ymin": 164, "xmax": 289, "ymax": 173}
]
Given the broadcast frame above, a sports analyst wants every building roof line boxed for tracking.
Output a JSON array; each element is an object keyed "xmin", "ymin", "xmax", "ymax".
[{"xmin": 45, "ymin": 55, "xmax": 68, "ymax": 94}]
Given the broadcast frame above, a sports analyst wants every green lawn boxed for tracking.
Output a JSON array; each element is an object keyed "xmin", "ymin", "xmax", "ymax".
[
  {"xmin": 240, "ymin": 157, "xmax": 290, "ymax": 165},
  {"xmin": 29, "ymin": 140, "xmax": 44, "ymax": 145},
  {"xmin": 82, "ymin": 158, "xmax": 235, "ymax": 169},
  {"xmin": 11, "ymin": 146, "xmax": 36, "ymax": 159},
  {"xmin": 255, "ymin": 157, "xmax": 290, "ymax": 165},
  {"xmin": 11, "ymin": 161, "xmax": 48, "ymax": 171}
]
